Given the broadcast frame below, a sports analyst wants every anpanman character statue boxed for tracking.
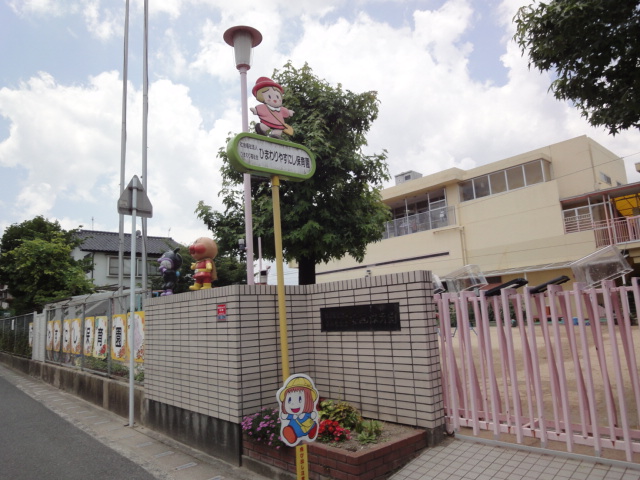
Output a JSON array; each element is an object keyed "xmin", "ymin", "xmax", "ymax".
[
  {"xmin": 188, "ymin": 237, "xmax": 218, "ymax": 290},
  {"xmin": 158, "ymin": 247, "xmax": 182, "ymax": 295},
  {"xmin": 250, "ymin": 76, "xmax": 294, "ymax": 138}
]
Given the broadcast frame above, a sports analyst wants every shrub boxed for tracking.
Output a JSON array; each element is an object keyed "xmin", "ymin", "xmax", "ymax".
[
  {"xmin": 318, "ymin": 399, "xmax": 362, "ymax": 431},
  {"xmin": 241, "ymin": 407, "xmax": 284, "ymax": 449}
]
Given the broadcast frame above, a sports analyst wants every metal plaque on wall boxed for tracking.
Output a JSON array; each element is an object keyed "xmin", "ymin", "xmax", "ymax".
[{"xmin": 320, "ymin": 303, "xmax": 401, "ymax": 332}]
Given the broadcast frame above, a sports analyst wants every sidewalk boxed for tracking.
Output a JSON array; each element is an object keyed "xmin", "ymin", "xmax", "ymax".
[
  {"xmin": 0, "ymin": 363, "xmax": 268, "ymax": 480},
  {"xmin": 3, "ymin": 362, "xmax": 640, "ymax": 480},
  {"xmin": 391, "ymin": 434, "xmax": 640, "ymax": 480}
]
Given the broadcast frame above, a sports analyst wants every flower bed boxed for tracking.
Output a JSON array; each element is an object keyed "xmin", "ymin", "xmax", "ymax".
[{"xmin": 243, "ymin": 427, "xmax": 428, "ymax": 480}]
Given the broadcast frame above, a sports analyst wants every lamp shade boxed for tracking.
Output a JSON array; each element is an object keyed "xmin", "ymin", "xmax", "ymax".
[{"xmin": 223, "ymin": 26, "xmax": 262, "ymax": 69}]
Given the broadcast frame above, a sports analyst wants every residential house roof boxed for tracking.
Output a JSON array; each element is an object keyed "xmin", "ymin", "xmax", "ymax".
[{"xmin": 74, "ymin": 230, "xmax": 181, "ymax": 256}]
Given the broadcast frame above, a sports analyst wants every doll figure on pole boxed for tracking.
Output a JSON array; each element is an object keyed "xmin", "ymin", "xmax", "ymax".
[
  {"xmin": 250, "ymin": 77, "xmax": 294, "ymax": 138},
  {"xmin": 277, "ymin": 374, "xmax": 319, "ymax": 447}
]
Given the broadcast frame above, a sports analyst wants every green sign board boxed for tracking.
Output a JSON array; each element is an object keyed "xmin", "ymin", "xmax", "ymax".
[{"xmin": 227, "ymin": 132, "xmax": 316, "ymax": 182}]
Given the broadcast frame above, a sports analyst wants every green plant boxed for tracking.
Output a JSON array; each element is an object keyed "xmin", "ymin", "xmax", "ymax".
[
  {"xmin": 318, "ymin": 399, "xmax": 362, "ymax": 431},
  {"xmin": 356, "ymin": 419, "xmax": 383, "ymax": 444}
]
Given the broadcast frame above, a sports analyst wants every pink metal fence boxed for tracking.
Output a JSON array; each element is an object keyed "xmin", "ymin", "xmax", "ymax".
[{"xmin": 438, "ymin": 278, "xmax": 640, "ymax": 461}]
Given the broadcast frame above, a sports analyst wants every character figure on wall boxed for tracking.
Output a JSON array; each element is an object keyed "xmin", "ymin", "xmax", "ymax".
[
  {"xmin": 277, "ymin": 374, "xmax": 320, "ymax": 447},
  {"xmin": 189, "ymin": 237, "xmax": 218, "ymax": 290},
  {"xmin": 250, "ymin": 77, "xmax": 294, "ymax": 138},
  {"xmin": 158, "ymin": 248, "xmax": 183, "ymax": 296}
]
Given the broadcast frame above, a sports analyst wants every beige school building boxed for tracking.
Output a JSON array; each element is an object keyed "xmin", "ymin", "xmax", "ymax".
[{"xmin": 316, "ymin": 135, "xmax": 640, "ymax": 289}]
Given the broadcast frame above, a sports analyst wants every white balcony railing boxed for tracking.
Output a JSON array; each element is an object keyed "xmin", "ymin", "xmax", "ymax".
[
  {"xmin": 564, "ymin": 213, "xmax": 640, "ymax": 247},
  {"xmin": 382, "ymin": 206, "xmax": 456, "ymax": 239}
]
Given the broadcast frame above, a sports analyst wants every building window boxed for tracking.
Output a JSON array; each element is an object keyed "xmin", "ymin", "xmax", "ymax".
[
  {"xmin": 473, "ymin": 176, "xmax": 490, "ymax": 199},
  {"xmin": 524, "ymin": 161, "xmax": 544, "ymax": 185},
  {"xmin": 460, "ymin": 180, "xmax": 475, "ymax": 202},
  {"xmin": 489, "ymin": 171, "xmax": 507, "ymax": 194},
  {"xmin": 506, "ymin": 165, "xmax": 525, "ymax": 190},
  {"xmin": 563, "ymin": 202, "xmax": 606, "ymax": 233},
  {"xmin": 599, "ymin": 172, "xmax": 612, "ymax": 185},
  {"xmin": 108, "ymin": 257, "xmax": 160, "ymax": 277},
  {"xmin": 460, "ymin": 159, "xmax": 550, "ymax": 202}
]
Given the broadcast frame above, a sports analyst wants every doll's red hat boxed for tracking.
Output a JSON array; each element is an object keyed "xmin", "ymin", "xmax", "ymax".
[{"xmin": 252, "ymin": 77, "xmax": 283, "ymax": 96}]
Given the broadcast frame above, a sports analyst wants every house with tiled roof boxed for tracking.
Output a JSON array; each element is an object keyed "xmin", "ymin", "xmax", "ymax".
[{"xmin": 72, "ymin": 230, "xmax": 182, "ymax": 290}]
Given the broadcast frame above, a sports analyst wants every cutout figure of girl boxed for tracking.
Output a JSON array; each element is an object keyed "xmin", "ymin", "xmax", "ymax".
[
  {"xmin": 250, "ymin": 77, "xmax": 294, "ymax": 138},
  {"xmin": 277, "ymin": 374, "xmax": 319, "ymax": 447}
]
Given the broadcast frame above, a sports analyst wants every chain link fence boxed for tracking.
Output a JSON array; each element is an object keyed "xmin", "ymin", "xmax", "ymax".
[{"xmin": 0, "ymin": 313, "xmax": 34, "ymax": 358}]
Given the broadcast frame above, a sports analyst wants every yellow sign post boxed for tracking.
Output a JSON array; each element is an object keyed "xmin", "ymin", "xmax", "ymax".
[
  {"xmin": 228, "ymin": 130, "xmax": 316, "ymax": 479},
  {"xmin": 271, "ymin": 174, "xmax": 290, "ymax": 381},
  {"xmin": 272, "ymin": 175, "xmax": 310, "ymax": 479}
]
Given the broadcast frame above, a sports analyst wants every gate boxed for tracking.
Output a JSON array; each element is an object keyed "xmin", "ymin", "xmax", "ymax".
[{"xmin": 437, "ymin": 278, "xmax": 640, "ymax": 461}]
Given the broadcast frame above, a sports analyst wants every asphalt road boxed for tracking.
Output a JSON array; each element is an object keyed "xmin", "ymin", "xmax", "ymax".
[{"xmin": 0, "ymin": 374, "xmax": 159, "ymax": 480}]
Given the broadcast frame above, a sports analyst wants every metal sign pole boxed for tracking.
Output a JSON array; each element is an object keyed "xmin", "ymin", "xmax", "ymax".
[
  {"xmin": 117, "ymin": 174, "xmax": 152, "ymax": 428},
  {"xmin": 128, "ymin": 176, "xmax": 138, "ymax": 427}
]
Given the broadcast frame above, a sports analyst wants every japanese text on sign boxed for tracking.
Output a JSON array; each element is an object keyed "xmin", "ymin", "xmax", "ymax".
[{"xmin": 237, "ymin": 138, "xmax": 312, "ymax": 175}]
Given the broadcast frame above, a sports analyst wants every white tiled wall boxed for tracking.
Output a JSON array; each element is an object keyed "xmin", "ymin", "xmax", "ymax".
[{"xmin": 145, "ymin": 272, "xmax": 443, "ymax": 429}]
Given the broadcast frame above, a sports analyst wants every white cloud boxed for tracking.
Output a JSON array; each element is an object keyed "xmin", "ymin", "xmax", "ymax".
[
  {"xmin": 16, "ymin": 182, "xmax": 56, "ymax": 218},
  {"xmin": 82, "ymin": 0, "xmax": 122, "ymax": 41},
  {"xmin": 8, "ymin": 0, "xmax": 69, "ymax": 16},
  {"xmin": 3, "ymin": 0, "xmax": 640, "ymax": 249}
]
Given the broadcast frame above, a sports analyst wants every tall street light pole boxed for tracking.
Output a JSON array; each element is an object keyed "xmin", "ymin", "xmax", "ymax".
[{"xmin": 223, "ymin": 26, "xmax": 262, "ymax": 285}]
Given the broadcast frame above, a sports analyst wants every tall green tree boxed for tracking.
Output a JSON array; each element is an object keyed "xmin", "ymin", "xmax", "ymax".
[
  {"xmin": 0, "ymin": 217, "xmax": 94, "ymax": 314},
  {"xmin": 514, "ymin": 0, "xmax": 640, "ymax": 135},
  {"xmin": 197, "ymin": 62, "xmax": 391, "ymax": 284}
]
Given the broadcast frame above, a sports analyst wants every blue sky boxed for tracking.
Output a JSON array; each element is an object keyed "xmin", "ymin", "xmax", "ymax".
[{"xmin": 1, "ymin": 0, "xmax": 639, "ymax": 255}]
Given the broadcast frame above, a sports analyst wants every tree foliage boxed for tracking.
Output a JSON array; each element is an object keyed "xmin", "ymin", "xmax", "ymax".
[
  {"xmin": 514, "ymin": 0, "xmax": 640, "ymax": 134},
  {"xmin": 0, "ymin": 217, "xmax": 94, "ymax": 314},
  {"xmin": 197, "ymin": 62, "xmax": 391, "ymax": 284}
]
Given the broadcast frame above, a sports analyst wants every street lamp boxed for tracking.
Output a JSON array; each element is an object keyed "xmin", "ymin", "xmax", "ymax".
[{"xmin": 224, "ymin": 25, "xmax": 262, "ymax": 285}]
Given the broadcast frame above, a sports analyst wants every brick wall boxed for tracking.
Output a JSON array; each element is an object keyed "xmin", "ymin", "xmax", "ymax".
[{"xmin": 145, "ymin": 271, "xmax": 443, "ymax": 430}]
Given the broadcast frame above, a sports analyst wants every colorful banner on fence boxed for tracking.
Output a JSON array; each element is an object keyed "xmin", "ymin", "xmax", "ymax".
[
  {"xmin": 111, "ymin": 314, "xmax": 127, "ymax": 361},
  {"xmin": 83, "ymin": 317, "xmax": 94, "ymax": 356},
  {"xmin": 133, "ymin": 312, "xmax": 145, "ymax": 363},
  {"xmin": 62, "ymin": 319, "xmax": 71, "ymax": 353},
  {"xmin": 46, "ymin": 321, "xmax": 53, "ymax": 351},
  {"xmin": 71, "ymin": 318, "xmax": 81, "ymax": 354},
  {"xmin": 93, "ymin": 316, "xmax": 108, "ymax": 359}
]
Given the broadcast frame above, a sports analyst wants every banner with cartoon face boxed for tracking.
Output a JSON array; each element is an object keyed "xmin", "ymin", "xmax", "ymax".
[{"xmin": 276, "ymin": 374, "xmax": 320, "ymax": 447}]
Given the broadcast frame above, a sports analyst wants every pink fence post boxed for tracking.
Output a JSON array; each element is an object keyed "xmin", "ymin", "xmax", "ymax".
[
  {"xmin": 601, "ymin": 280, "xmax": 633, "ymax": 461},
  {"xmin": 573, "ymin": 283, "xmax": 602, "ymax": 456},
  {"xmin": 460, "ymin": 291, "xmax": 480, "ymax": 435},
  {"xmin": 586, "ymin": 286, "xmax": 619, "ymax": 443},
  {"xmin": 523, "ymin": 287, "xmax": 548, "ymax": 447},
  {"xmin": 548, "ymin": 285, "xmax": 574, "ymax": 453},
  {"xmin": 500, "ymin": 288, "xmax": 524, "ymax": 443},
  {"xmin": 611, "ymin": 282, "xmax": 640, "ymax": 424},
  {"xmin": 479, "ymin": 291, "xmax": 501, "ymax": 438}
]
